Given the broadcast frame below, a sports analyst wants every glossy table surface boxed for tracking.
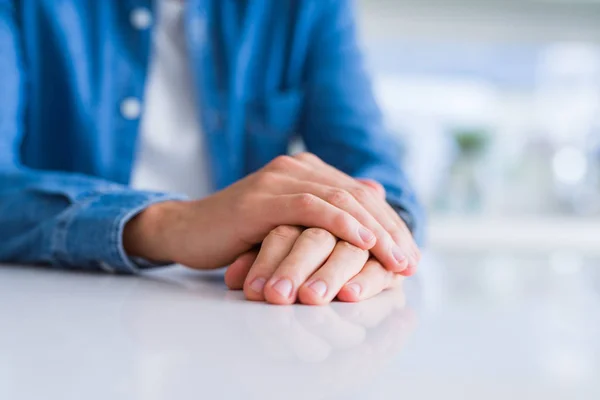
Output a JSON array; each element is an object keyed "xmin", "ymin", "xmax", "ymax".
[{"xmin": 1, "ymin": 251, "xmax": 599, "ymax": 400}]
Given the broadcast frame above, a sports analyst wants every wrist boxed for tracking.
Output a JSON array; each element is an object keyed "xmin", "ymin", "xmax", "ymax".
[{"xmin": 123, "ymin": 200, "xmax": 187, "ymax": 263}]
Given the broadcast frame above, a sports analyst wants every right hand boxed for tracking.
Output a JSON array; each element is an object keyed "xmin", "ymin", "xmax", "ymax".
[{"xmin": 124, "ymin": 153, "xmax": 418, "ymax": 272}]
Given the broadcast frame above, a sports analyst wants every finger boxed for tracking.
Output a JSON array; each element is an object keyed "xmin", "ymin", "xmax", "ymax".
[
  {"xmin": 357, "ymin": 179, "xmax": 421, "ymax": 276},
  {"xmin": 267, "ymin": 194, "xmax": 376, "ymax": 250},
  {"xmin": 243, "ymin": 225, "xmax": 303, "ymax": 301},
  {"xmin": 224, "ymin": 250, "xmax": 258, "ymax": 290},
  {"xmin": 293, "ymin": 154, "xmax": 395, "ymax": 220},
  {"xmin": 298, "ymin": 241, "xmax": 369, "ymax": 305},
  {"xmin": 263, "ymin": 228, "xmax": 337, "ymax": 305},
  {"xmin": 293, "ymin": 153, "xmax": 400, "ymax": 229},
  {"xmin": 272, "ymin": 153, "xmax": 420, "ymax": 274},
  {"xmin": 357, "ymin": 178, "xmax": 386, "ymax": 199},
  {"xmin": 337, "ymin": 259, "xmax": 402, "ymax": 303},
  {"xmin": 291, "ymin": 153, "xmax": 416, "ymax": 272},
  {"xmin": 269, "ymin": 181, "xmax": 406, "ymax": 274},
  {"xmin": 356, "ymin": 178, "xmax": 421, "ymax": 276},
  {"xmin": 401, "ymin": 264, "xmax": 418, "ymax": 277},
  {"xmin": 269, "ymin": 154, "xmax": 418, "ymax": 273}
]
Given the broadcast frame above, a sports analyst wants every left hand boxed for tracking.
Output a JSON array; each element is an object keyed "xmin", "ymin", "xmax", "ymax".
[{"xmin": 225, "ymin": 226, "xmax": 403, "ymax": 305}]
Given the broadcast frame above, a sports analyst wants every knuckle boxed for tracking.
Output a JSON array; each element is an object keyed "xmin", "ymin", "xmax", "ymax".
[
  {"xmin": 295, "ymin": 193, "xmax": 317, "ymax": 210},
  {"xmin": 332, "ymin": 211, "xmax": 353, "ymax": 232},
  {"xmin": 367, "ymin": 182, "xmax": 386, "ymax": 199},
  {"xmin": 338, "ymin": 241, "xmax": 368, "ymax": 256},
  {"xmin": 294, "ymin": 152, "xmax": 320, "ymax": 163},
  {"xmin": 327, "ymin": 188, "xmax": 352, "ymax": 208},
  {"xmin": 254, "ymin": 171, "xmax": 277, "ymax": 188},
  {"xmin": 351, "ymin": 186, "xmax": 372, "ymax": 203},
  {"xmin": 364, "ymin": 259, "xmax": 380, "ymax": 272},
  {"xmin": 303, "ymin": 227, "xmax": 333, "ymax": 241},
  {"xmin": 268, "ymin": 155, "xmax": 295, "ymax": 171},
  {"xmin": 269, "ymin": 225, "xmax": 302, "ymax": 240},
  {"xmin": 370, "ymin": 180, "xmax": 385, "ymax": 193}
]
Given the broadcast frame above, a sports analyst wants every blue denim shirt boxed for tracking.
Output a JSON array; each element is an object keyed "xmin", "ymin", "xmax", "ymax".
[{"xmin": 0, "ymin": 0, "xmax": 424, "ymax": 273}]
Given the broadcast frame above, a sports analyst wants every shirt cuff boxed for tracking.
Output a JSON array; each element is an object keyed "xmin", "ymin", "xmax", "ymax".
[{"xmin": 50, "ymin": 190, "xmax": 188, "ymax": 274}]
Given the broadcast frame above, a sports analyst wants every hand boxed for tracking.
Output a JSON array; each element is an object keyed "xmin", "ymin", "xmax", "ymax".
[
  {"xmin": 225, "ymin": 226, "xmax": 403, "ymax": 305},
  {"xmin": 125, "ymin": 153, "xmax": 420, "ymax": 273}
]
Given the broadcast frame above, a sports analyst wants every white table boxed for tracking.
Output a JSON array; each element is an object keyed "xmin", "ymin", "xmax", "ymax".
[{"xmin": 1, "ymin": 251, "xmax": 599, "ymax": 400}]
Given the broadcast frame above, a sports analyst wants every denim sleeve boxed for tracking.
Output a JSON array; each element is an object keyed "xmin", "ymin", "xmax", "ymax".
[
  {"xmin": 0, "ymin": 171, "xmax": 187, "ymax": 273},
  {"xmin": 0, "ymin": 2, "xmax": 184, "ymax": 273},
  {"xmin": 300, "ymin": 0, "xmax": 426, "ymax": 245}
]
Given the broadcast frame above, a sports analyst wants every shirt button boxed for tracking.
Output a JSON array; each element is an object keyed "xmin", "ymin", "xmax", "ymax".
[
  {"xmin": 120, "ymin": 97, "xmax": 142, "ymax": 120},
  {"xmin": 130, "ymin": 7, "xmax": 153, "ymax": 30}
]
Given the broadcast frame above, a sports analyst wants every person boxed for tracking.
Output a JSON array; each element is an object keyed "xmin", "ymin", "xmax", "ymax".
[{"xmin": 0, "ymin": 0, "xmax": 424, "ymax": 305}]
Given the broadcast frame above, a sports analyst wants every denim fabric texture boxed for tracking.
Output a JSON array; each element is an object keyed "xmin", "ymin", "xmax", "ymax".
[{"xmin": 0, "ymin": 0, "xmax": 424, "ymax": 272}]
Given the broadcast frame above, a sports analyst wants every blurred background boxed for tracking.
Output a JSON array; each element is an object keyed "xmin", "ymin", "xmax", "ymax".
[
  {"xmin": 353, "ymin": 2, "xmax": 600, "ymax": 384},
  {"xmin": 356, "ymin": 0, "xmax": 600, "ymax": 254}
]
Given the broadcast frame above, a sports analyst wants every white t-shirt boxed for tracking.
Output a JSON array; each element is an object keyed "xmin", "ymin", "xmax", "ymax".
[{"xmin": 130, "ymin": 0, "xmax": 212, "ymax": 199}]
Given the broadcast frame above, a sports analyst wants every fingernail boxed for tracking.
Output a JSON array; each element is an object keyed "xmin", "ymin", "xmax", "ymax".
[
  {"xmin": 346, "ymin": 283, "xmax": 362, "ymax": 296},
  {"xmin": 250, "ymin": 277, "xmax": 266, "ymax": 293},
  {"xmin": 359, "ymin": 226, "xmax": 375, "ymax": 243},
  {"xmin": 272, "ymin": 278, "xmax": 293, "ymax": 298},
  {"xmin": 393, "ymin": 246, "xmax": 407, "ymax": 265},
  {"xmin": 308, "ymin": 280, "xmax": 328, "ymax": 298}
]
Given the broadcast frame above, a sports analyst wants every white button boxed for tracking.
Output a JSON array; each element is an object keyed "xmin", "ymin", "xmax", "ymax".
[
  {"xmin": 120, "ymin": 97, "xmax": 142, "ymax": 120},
  {"xmin": 130, "ymin": 8, "xmax": 153, "ymax": 30}
]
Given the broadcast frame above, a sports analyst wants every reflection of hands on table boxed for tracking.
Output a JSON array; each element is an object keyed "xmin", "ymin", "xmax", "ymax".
[
  {"xmin": 233, "ymin": 287, "xmax": 417, "ymax": 399},
  {"xmin": 122, "ymin": 269, "xmax": 416, "ymax": 400},
  {"xmin": 242, "ymin": 286, "xmax": 415, "ymax": 363}
]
